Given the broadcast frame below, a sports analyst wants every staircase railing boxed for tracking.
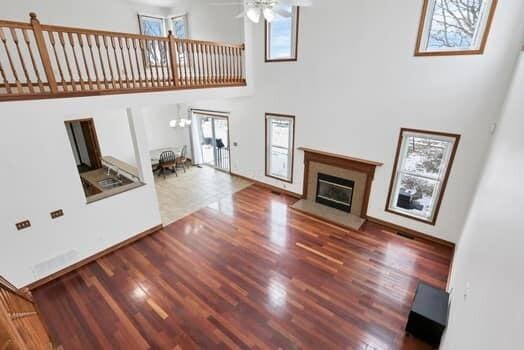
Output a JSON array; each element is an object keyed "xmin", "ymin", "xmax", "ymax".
[
  {"xmin": 0, "ymin": 275, "xmax": 54, "ymax": 349},
  {"xmin": 0, "ymin": 13, "xmax": 246, "ymax": 102}
]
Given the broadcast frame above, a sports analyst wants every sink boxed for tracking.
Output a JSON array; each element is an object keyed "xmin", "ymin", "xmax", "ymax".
[{"xmin": 98, "ymin": 178, "xmax": 123, "ymax": 190}]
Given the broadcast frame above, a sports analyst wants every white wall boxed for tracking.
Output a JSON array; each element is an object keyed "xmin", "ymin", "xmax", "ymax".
[
  {"xmin": 193, "ymin": 0, "xmax": 524, "ymax": 243},
  {"xmin": 94, "ymin": 109, "xmax": 138, "ymax": 166},
  {"xmin": 441, "ymin": 53, "xmax": 524, "ymax": 350},
  {"xmin": 168, "ymin": 0, "xmax": 244, "ymax": 43},
  {"xmin": 0, "ymin": 102, "xmax": 160, "ymax": 287},
  {"xmin": 142, "ymin": 104, "xmax": 192, "ymax": 156}
]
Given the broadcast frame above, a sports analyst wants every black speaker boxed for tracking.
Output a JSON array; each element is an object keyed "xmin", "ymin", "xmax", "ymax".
[{"xmin": 405, "ymin": 282, "xmax": 449, "ymax": 346}]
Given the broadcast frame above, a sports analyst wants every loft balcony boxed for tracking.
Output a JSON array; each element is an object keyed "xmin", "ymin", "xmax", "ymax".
[{"xmin": 0, "ymin": 13, "xmax": 246, "ymax": 102}]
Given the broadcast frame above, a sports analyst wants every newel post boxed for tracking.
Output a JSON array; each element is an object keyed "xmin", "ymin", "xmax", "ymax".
[
  {"xmin": 167, "ymin": 30, "xmax": 179, "ymax": 87},
  {"xmin": 29, "ymin": 13, "xmax": 58, "ymax": 94}
]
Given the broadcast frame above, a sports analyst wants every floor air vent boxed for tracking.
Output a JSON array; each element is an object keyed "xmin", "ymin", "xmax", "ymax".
[
  {"xmin": 396, "ymin": 231, "xmax": 415, "ymax": 240},
  {"xmin": 32, "ymin": 250, "xmax": 79, "ymax": 279}
]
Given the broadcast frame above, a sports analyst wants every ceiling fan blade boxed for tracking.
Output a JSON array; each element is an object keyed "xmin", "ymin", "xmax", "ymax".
[
  {"xmin": 273, "ymin": 8, "xmax": 292, "ymax": 18},
  {"xmin": 279, "ymin": 0, "xmax": 313, "ymax": 6}
]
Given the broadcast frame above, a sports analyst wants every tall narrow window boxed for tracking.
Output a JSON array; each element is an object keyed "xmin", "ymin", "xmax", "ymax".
[
  {"xmin": 265, "ymin": 113, "xmax": 295, "ymax": 183},
  {"xmin": 386, "ymin": 129, "xmax": 460, "ymax": 224},
  {"xmin": 265, "ymin": 6, "xmax": 299, "ymax": 62},
  {"xmin": 171, "ymin": 14, "xmax": 188, "ymax": 39},
  {"xmin": 138, "ymin": 14, "xmax": 166, "ymax": 65},
  {"xmin": 415, "ymin": 0, "xmax": 497, "ymax": 56}
]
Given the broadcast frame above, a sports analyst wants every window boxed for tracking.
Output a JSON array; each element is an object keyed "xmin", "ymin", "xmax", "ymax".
[
  {"xmin": 386, "ymin": 129, "xmax": 460, "ymax": 224},
  {"xmin": 171, "ymin": 15, "xmax": 188, "ymax": 39},
  {"xmin": 138, "ymin": 14, "xmax": 166, "ymax": 37},
  {"xmin": 415, "ymin": 0, "xmax": 497, "ymax": 55},
  {"xmin": 265, "ymin": 6, "xmax": 299, "ymax": 62},
  {"xmin": 265, "ymin": 113, "xmax": 295, "ymax": 183},
  {"xmin": 138, "ymin": 14, "xmax": 167, "ymax": 65}
]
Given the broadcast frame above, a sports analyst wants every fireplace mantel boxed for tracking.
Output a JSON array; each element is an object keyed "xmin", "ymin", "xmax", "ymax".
[
  {"xmin": 298, "ymin": 147, "xmax": 383, "ymax": 167},
  {"xmin": 299, "ymin": 147, "xmax": 383, "ymax": 218}
]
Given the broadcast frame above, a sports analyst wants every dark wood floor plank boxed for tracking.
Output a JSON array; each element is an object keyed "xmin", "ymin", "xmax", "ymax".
[{"xmin": 32, "ymin": 185, "xmax": 452, "ymax": 349}]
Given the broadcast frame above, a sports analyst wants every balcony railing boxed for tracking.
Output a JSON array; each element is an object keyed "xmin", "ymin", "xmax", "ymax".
[
  {"xmin": 0, "ymin": 275, "xmax": 54, "ymax": 349},
  {"xmin": 0, "ymin": 13, "xmax": 246, "ymax": 102}
]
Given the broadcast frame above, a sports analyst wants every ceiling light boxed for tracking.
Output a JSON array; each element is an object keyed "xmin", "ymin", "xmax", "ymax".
[
  {"xmin": 169, "ymin": 120, "xmax": 177, "ymax": 128},
  {"xmin": 246, "ymin": 7, "xmax": 261, "ymax": 23},
  {"xmin": 263, "ymin": 8, "xmax": 275, "ymax": 22}
]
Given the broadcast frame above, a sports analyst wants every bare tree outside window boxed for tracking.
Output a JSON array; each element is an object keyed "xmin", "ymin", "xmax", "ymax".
[
  {"xmin": 427, "ymin": 0, "xmax": 483, "ymax": 49},
  {"xmin": 416, "ymin": 0, "xmax": 497, "ymax": 55}
]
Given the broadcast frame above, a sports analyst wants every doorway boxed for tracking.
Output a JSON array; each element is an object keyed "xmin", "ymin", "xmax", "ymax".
[
  {"xmin": 65, "ymin": 118, "xmax": 102, "ymax": 173},
  {"xmin": 192, "ymin": 111, "xmax": 230, "ymax": 172}
]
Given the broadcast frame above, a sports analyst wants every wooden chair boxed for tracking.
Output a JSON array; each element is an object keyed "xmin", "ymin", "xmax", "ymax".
[
  {"xmin": 176, "ymin": 145, "xmax": 188, "ymax": 173},
  {"xmin": 156, "ymin": 151, "xmax": 177, "ymax": 178}
]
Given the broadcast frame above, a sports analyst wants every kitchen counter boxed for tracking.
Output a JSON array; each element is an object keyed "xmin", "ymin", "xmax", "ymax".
[{"xmin": 80, "ymin": 165, "xmax": 144, "ymax": 204}]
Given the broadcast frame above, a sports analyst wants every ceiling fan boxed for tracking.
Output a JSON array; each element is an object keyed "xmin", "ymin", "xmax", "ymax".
[{"xmin": 210, "ymin": 0, "xmax": 312, "ymax": 23}]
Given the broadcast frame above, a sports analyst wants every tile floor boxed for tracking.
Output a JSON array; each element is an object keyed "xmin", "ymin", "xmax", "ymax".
[{"xmin": 154, "ymin": 165, "xmax": 253, "ymax": 225}]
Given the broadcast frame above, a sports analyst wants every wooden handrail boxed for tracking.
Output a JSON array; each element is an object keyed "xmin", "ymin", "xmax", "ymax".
[
  {"xmin": 0, "ymin": 13, "xmax": 246, "ymax": 102},
  {"xmin": 0, "ymin": 276, "xmax": 33, "ymax": 304},
  {"xmin": 0, "ymin": 275, "xmax": 55, "ymax": 349}
]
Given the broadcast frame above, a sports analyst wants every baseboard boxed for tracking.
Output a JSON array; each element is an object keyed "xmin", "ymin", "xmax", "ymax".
[
  {"xmin": 366, "ymin": 216, "xmax": 455, "ymax": 248},
  {"xmin": 25, "ymin": 224, "xmax": 163, "ymax": 290},
  {"xmin": 230, "ymin": 172, "xmax": 302, "ymax": 198}
]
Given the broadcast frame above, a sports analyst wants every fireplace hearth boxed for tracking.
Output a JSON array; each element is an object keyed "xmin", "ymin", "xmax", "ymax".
[{"xmin": 316, "ymin": 173, "xmax": 354, "ymax": 212}]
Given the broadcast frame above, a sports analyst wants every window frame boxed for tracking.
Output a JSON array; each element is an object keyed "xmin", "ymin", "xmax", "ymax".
[
  {"xmin": 170, "ymin": 13, "xmax": 189, "ymax": 39},
  {"xmin": 264, "ymin": 7, "xmax": 300, "ymax": 62},
  {"xmin": 265, "ymin": 113, "xmax": 296, "ymax": 183},
  {"xmin": 137, "ymin": 14, "xmax": 167, "ymax": 37},
  {"xmin": 414, "ymin": 0, "xmax": 498, "ymax": 56},
  {"xmin": 385, "ymin": 128, "xmax": 460, "ymax": 225}
]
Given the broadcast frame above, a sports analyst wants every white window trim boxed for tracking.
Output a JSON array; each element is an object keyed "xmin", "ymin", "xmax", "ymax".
[
  {"xmin": 417, "ymin": 0, "xmax": 495, "ymax": 54},
  {"xmin": 138, "ymin": 13, "xmax": 167, "ymax": 37},
  {"xmin": 169, "ymin": 13, "xmax": 189, "ymax": 38},
  {"xmin": 388, "ymin": 130, "xmax": 458, "ymax": 223},
  {"xmin": 265, "ymin": 6, "xmax": 299, "ymax": 61},
  {"xmin": 265, "ymin": 114, "xmax": 295, "ymax": 183}
]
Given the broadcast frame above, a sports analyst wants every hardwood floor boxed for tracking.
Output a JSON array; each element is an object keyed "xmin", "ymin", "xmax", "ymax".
[{"xmin": 33, "ymin": 185, "xmax": 453, "ymax": 350}]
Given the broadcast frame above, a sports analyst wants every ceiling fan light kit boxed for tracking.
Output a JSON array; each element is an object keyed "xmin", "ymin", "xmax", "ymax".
[{"xmin": 212, "ymin": 0, "xmax": 312, "ymax": 23}]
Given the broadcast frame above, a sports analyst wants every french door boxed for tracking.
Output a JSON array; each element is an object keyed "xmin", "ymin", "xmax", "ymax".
[{"xmin": 192, "ymin": 112, "xmax": 230, "ymax": 172}]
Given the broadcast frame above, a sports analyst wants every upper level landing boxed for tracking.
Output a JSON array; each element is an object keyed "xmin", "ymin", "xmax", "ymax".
[{"xmin": 0, "ymin": 13, "xmax": 246, "ymax": 102}]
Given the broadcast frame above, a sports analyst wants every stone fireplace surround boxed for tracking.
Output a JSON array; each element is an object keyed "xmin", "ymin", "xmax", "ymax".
[{"xmin": 292, "ymin": 147, "xmax": 383, "ymax": 230}]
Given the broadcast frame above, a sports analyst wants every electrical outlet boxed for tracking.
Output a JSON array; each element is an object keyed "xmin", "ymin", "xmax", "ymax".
[
  {"xmin": 50, "ymin": 209, "xmax": 64, "ymax": 219},
  {"xmin": 16, "ymin": 220, "xmax": 31, "ymax": 231}
]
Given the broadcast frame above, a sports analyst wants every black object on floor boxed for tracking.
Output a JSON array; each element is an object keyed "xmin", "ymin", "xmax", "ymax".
[{"xmin": 405, "ymin": 282, "xmax": 449, "ymax": 346}]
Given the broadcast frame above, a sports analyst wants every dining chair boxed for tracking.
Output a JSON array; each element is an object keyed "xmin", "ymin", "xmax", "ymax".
[
  {"xmin": 157, "ymin": 151, "xmax": 177, "ymax": 178},
  {"xmin": 176, "ymin": 145, "xmax": 188, "ymax": 173}
]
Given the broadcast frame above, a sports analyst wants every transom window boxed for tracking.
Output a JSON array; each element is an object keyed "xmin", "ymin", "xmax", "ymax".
[
  {"xmin": 265, "ymin": 6, "xmax": 299, "ymax": 62},
  {"xmin": 386, "ymin": 129, "xmax": 460, "ymax": 224},
  {"xmin": 415, "ymin": 0, "xmax": 497, "ymax": 55},
  {"xmin": 265, "ymin": 114, "xmax": 295, "ymax": 183}
]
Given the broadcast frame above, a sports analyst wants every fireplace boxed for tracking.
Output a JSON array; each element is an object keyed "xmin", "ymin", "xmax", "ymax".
[{"xmin": 315, "ymin": 173, "xmax": 355, "ymax": 212}]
